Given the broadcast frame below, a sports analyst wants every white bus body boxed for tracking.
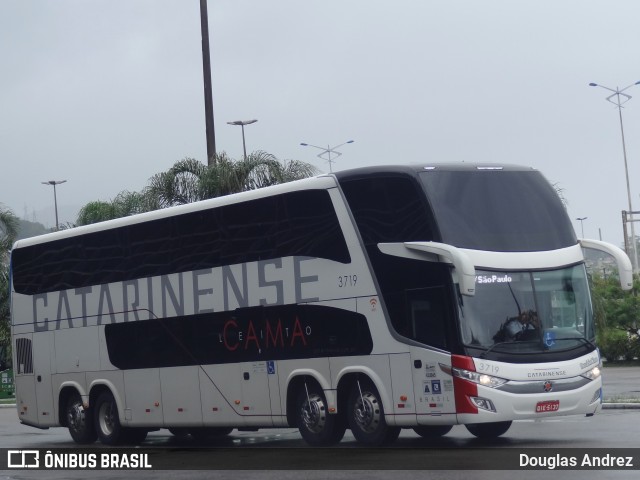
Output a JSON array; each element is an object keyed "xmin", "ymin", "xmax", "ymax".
[{"xmin": 10, "ymin": 164, "xmax": 631, "ymax": 445}]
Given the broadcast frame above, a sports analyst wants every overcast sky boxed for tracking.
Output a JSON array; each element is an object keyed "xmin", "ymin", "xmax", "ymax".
[{"xmin": 2, "ymin": 0, "xmax": 640, "ymax": 247}]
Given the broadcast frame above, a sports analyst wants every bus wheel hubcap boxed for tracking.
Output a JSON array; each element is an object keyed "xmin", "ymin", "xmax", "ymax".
[
  {"xmin": 301, "ymin": 394, "xmax": 326, "ymax": 433},
  {"xmin": 354, "ymin": 392, "xmax": 380, "ymax": 433}
]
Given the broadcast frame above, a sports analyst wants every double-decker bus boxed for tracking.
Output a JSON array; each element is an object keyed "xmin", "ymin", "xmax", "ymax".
[{"xmin": 10, "ymin": 164, "xmax": 631, "ymax": 446}]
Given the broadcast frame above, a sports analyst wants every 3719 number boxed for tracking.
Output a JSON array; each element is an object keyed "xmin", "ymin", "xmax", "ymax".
[{"xmin": 338, "ymin": 275, "xmax": 358, "ymax": 288}]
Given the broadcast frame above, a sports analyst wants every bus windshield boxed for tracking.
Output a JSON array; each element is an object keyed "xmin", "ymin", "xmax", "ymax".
[
  {"xmin": 458, "ymin": 265, "xmax": 594, "ymax": 355},
  {"xmin": 419, "ymin": 169, "xmax": 576, "ymax": 252}
]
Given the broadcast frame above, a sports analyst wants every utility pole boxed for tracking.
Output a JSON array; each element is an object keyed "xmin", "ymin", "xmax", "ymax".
[{"xmin": 200, "ymin": 0, "xmax": 216, "ymax": 165}]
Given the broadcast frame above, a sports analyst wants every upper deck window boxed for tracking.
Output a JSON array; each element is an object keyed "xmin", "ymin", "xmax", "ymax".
[{"xmin": 419, "ymin": 169, "xmax": 576, "ymax": 252}]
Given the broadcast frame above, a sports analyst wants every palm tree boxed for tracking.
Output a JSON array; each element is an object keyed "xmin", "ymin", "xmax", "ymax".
[
  {"xmin": 146, "ymin": 151, "xmax": 318, "ymax": 207},
  {"xmin": 0, "ymin": 205, "xmax": 18, "ymax": 370},
  {"xmin": 76, "ymin": 152, "xmax": 318, "ymax": 225},
  {"xmin": 0, "ymin": 204, "xmax": 19, "ymax": 255}
]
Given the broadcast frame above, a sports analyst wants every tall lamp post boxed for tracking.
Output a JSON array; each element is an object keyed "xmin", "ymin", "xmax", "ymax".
[
  {"xmin": 576, "ymin": 216, "xmax": 587, "ymax": 238},
  {"xmin": 300, "ymin": 140, "xmax": 354, "ymax": 172},
  {"xmin": 227, "ymin": 119, "xmax": 257, "ymax": 160},
  {"xmin": 41, "ymin": 180, "xmax": 67, "ymax": 231},
  {"xmin": 589, "ymin": 80, "xmax": 640, "ymax": 273}
]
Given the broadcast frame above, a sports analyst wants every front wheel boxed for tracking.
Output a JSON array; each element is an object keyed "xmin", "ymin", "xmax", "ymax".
[
  {"xmin": 296, "ymin": 383, "xmax": 346, "ymax": 446},
  {"xmin": 347, "ymin": 379, "xmax": 400, "ymax": 446},
  {"xmin": 66, "ymin": 393, "xmax": 97, "ymax": 444},
  {"xmin": 465, "ymin": 421, "xmax": 512, "ymax": 438}
]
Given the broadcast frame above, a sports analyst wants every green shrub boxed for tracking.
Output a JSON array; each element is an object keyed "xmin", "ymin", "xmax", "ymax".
[{"xmin": 597, "ymin": 328, "xmax": 635, "ymax": 362}]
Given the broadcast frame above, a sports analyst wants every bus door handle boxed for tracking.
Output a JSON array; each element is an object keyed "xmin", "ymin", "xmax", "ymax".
[
  {"xmin": 413, "ymin": 360, "xmax": 422, "ymax": 369},
  {"xmin": 243, "ymin": 372, "xmax": 250, "ymax": 380}
]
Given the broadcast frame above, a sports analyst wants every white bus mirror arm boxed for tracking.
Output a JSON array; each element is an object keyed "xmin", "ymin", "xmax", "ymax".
[
  {"xmin": 377, "ymin": 241, "xmax": 476, "ymax": 296},
  {"xmin": 579, "ymin": 238, "xmax": 634, "ymax": 291}
]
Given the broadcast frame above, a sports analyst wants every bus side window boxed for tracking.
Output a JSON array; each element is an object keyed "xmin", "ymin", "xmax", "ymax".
[{"xmin": 406, "ymin": 287, "xmax": 448, "ymax": 350}]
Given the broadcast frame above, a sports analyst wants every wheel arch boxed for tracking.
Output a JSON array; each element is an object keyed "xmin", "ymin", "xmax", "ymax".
[
  {"xmin": 335, "ymin": 367, "xmax": 392, "ymax": 418},
  {"xmin": 88, "ymin": 381, "xmax": 124, "ymax": 423},
  {"xmin": 285, "ymin": 371, "xmax": 330, "ymax": 427},
  {"xmin": 57, "ymin": 383, "xmax": 86, "ymax": 427}
]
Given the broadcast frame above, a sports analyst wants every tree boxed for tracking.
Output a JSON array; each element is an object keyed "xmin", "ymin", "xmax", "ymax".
[
  {"xmin": 0, "ymin": 205, "xmax": 19, "ymax": 369},
  {"xmin": 591, "ymin": 273, "xmax": 640, "ymax": 361},
  {"xmin": 76, "ymin": 151, "xmax": 318, "ymax": 225}
]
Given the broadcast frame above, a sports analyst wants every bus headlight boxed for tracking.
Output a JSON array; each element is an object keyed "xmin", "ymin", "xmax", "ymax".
[
  {"xmin": 450, "ymin": 367, "xmax": 508, "ymax": 388},
  {"xmin": 581, "ymin": 366, "xmax": 601, "ymax": 381}
]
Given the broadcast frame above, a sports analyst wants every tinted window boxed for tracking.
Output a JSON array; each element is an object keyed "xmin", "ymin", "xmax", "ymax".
[
  {"xmin": 105, "ymin": 304, "xmax": 373, "ymax": 368},
  {"xmin": 419, "ymin": 170, "xmax": 576, "ymax": 251},
  {"xmin": 340, "ymin": 175, "xmax": 456, "ymax": 351},
  {"xmin": 340, "ymin": 176, "xmax": 435, "ymax": 245},
  {"xmin": 12, "ymin": 189, "xmax": 350, "ymax": 295}
]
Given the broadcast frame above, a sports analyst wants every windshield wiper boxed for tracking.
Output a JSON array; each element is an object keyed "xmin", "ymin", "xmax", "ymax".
[
  {"xmin": 546, "ymin": 336, "xmax": 597, "ymax": 350},
  {"xmin": 479, "ymin": 339, "xmax": 539, "ymax": 359}
]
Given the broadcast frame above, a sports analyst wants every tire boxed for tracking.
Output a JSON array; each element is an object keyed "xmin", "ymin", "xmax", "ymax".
[
  {"xmin": 66, "ymin": 393, "xmax": 97, "ymax": 444},
  {"xmin": 347, "ymin": 379, "xmax": 400, "ymax": 446},
  {"xmin": 122, "ymin": 428, "xmax": 148, "ymax": 445},
  {"xmin": 296, "ymin": 383, "xmax": 346, "ymax": 446},
  {"xmin": 169, "ymin": 427, "xmax": 191, "ymax": 439},
  {"xmin": 465, "ymin": 421, "xmax": 512, "ymax": 438},
  {"xmin": 94, "ymin": 391, "xmax": 125, "ymax": 445},
  {"xmin": 413, "ymin": 425, "xmax": 453, "ymax": 438},
  {"xmin": 189, "ymin": 427, "xmax": 234, "ymax": 442}
]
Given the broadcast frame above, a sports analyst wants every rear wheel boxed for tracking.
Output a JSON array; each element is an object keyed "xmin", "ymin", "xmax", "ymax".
[
  {"xmin": 66, "ymin": 393, "xmax": 97, "ymax": 444},
  {"xmin": 413, "ymin": 425, "xmax": 453, "ymax": 438},
  {"xmin": 465, "ymin": 421, "xmax": 512, "ymax": 438},
  {"xmin": 296, "ymin": 382, "xmax": 346, "ymax": 446},
  {"xmin": 94, "ymin": 391, "xmax": 123, "ymax": 445},
  {"xmin": 347, "ymin": 379, "xmax": 400, "ymax": 446}
]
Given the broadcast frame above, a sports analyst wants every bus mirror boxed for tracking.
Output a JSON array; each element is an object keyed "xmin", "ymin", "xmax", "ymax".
[
  {"xmin": 378, "ymin": 241, "xmax": 476, "ymax": 296},
  {"xmin": 579, "ymin": 239, "xmax": 633, "ymax": 291}
]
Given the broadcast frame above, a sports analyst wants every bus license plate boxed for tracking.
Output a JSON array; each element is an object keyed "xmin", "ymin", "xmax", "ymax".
[{"xmin": 535, "ymin": 400, "xmax": 560, "ymax": 413}]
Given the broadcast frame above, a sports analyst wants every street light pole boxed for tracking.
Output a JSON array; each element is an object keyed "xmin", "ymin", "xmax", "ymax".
[
  {"xmin": 576, "ymin": 217, "xmax": 587, "ymax": 238},
  {"xmin": 300, "ymin": 140, "xmax": 354, "ymax": 172},
  {"xmin": 199, "ymin": 0, "xmax": 216, "ymax": 165},
  {"xmin": 227, "ymin": 119, "xmax": 258, "ymax": 160},
  {"xmin": 590, "ymin": 80, "xmax": 640, "ymax": 272},
  {"xmin": 41, "ymin": 180, "xmax": 67, "ymax": 231}
]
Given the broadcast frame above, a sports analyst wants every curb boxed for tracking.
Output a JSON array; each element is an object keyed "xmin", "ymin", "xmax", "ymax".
[{"xmin": 602, "ymin": 402, "xmax": 640, "ymax": 409}]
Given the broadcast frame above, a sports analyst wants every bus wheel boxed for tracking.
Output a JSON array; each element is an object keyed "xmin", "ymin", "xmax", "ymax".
[
  {"xmin": 169, "ymin": 427, "xmax": 191, "ymax": 439},
  {"xmin": 94, "ymin": 391, "xmax": 125, "ymax": 445},
  {"xmin": 189, "ymin": 427, "xmax": 234, "ymax": 442},
  {"xmin": 465, "ymin": 421, "xmax": 512, "ymax": 438},
  {"xmin": 347, "ymin": 379, "xmax": 400, "ymax": 446},
  {"xmin": 296, "ymin": 384, "xmax": 346, "ymax": 446},
  {"xmin": 122, "ymin": 428, "xmax": 148, "ymax": 445},
  {"xmin": 66, "ymin": 393, "xmax": 97, "ymax": 444},
  {"xmin": 413, "ymin": 425, "xmax": 453, "ymax": 438}
]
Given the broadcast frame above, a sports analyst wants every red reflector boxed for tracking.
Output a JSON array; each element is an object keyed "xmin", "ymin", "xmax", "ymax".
[
  {"xmin": 212, "ymin": 407, "xmax": 218, "ymax": 412},
  {"xmin": 178, "ymin": 408, "xmax": 184, "ymax": 412},
  {"xmin": 451, "ymin": 354, "xmax": 476, "ymax": 371},
  {"xmin": 145, "ymin": 409, "xmax": 151, "ymax": 413},
  {"xmin": 243, "ymin": 406, "xmax": 250, "ymax": 411},
  {"xmin": 429, "ymin": 403, "xmax": 437, "ymax": 408},
  {"xmin": 397, "ymin": 403, "xmax": 405, "ymax": 408}
]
